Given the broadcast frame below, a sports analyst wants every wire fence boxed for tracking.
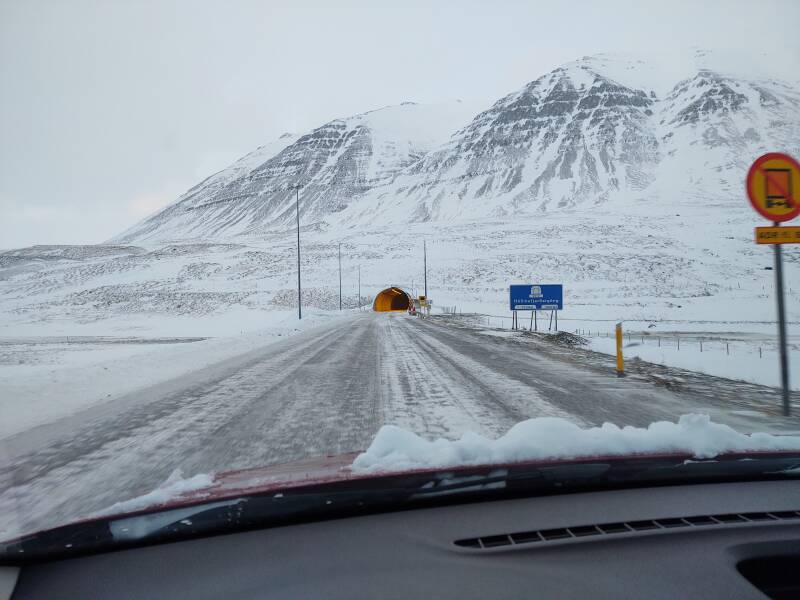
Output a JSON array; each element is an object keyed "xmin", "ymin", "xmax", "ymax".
[
  {"xmin": 434, "ymin": 308, "xmax": 778, "ymax": 358},
  {"xmin": 572, "ymin": 328, "xmax": 774, "ymax": 358}
]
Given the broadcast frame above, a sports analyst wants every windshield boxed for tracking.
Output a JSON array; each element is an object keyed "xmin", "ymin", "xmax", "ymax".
[{"xmin": 2, "ymin": 0, "xmax": 800, "ymax": 558}]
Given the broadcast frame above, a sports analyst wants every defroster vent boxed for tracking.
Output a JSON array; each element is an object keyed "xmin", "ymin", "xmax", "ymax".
[{"xmin": 454, "ymin": 510, "xmax": 800, "ymax": 549}]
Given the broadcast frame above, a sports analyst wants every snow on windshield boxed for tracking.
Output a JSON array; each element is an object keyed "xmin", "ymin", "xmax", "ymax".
[{"xmin": 352, "ymin": 414, "xmax": 800, "ymax": 473}]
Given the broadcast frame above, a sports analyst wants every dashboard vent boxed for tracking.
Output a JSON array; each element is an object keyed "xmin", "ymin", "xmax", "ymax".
[{"xmin": 454, "ymin": 510, "xmax": 800, "ymax": 550}]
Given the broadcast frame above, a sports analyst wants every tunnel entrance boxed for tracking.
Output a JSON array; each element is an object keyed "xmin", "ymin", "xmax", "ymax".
[{"xmin": 373, "ymin": 287, "xmax": 412, "ymax": 312}]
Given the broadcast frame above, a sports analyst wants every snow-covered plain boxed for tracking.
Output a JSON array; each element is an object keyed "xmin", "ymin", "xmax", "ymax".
[
  {"xmin": 352, "ymin": 413, "xmax": 800, "ymax": 473},
  {"xmin": 0, "ymin": 308, "xmax": 354, "ymax": 439},
  {"xmin": 2, "ymin": 191, "xmax": 799, "ymax": 419}
]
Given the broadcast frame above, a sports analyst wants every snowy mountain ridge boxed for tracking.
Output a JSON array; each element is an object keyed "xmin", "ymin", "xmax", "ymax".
[
  {"xmin": 112, "ymin": 50, "xmax": 800, "ymax": 242},
  {"xmin": 114, "ymin": 101, "xmax": 475, "ymax": 243},
  {"xmin": 339, "ymin": 57, "xmax": 800, "ymax": 226}
]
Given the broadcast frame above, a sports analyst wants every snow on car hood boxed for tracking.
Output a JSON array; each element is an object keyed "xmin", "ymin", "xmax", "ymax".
[
  {"xmin": 94, "ymin": 414, "xmax": 800, "ymax": 519},
  {"xmin": 91, "ymin": 453, "xmax": 361, "ymax": 520},
  {"xmin": 351, "ymin": 414, "xmax": 800, "ymax": 473}
]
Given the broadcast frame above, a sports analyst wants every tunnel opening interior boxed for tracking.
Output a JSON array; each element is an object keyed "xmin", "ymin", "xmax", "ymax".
[{"xmin": 373, "ymin": 287, "xmax": 412, "ymax": 312}]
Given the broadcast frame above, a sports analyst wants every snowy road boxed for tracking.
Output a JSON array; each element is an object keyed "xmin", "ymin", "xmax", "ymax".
[{"xmin": 2, "ymin": 312, "xmax": 799, "ymax": 538}]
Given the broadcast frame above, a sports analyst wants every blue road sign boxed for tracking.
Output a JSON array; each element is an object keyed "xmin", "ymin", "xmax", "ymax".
[{"xmin": 510, "ymin": 284, "xmax": 563, "ymax": 311}]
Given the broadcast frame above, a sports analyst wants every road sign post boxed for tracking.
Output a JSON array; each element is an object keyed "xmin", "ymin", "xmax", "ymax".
[
  {"xmin": 746, "ymin": 152, "xmax": 800, "ymax": 416},
  {"xmin": 774, "ymin": 236, "xmax": 790, "ymax": 416}
]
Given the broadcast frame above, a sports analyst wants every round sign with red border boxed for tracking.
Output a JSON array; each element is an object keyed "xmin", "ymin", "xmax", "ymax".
[{"xmin": 746, "ymin": 152, "xmax": 800, "ymax": 222}]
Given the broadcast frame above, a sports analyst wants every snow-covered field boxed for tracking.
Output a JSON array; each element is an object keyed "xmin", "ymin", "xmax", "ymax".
[
  {"xmin": 0, "ymin": 309, "xmax": 354, "ymax": 439},
  {"xmin": 2, "ymin": 189, "xmax": 799, "ymax": 421}
]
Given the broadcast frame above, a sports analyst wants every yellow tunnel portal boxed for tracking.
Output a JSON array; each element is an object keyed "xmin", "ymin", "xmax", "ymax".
[{"xmin": 373, "ymin": 287, "xmax": 412, "ymax": 312}]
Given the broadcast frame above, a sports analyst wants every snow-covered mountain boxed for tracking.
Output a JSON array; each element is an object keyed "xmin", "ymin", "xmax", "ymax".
[
  {"xmin": 655, "ymin": 68, "xmax": 800, "ymax": 202},
  {"xmin": 111, "ymin": 50, "xmax": 800, "ymax": 241},
  {"xmin": 114, "ymin": 101, "xmax": 474, "ymax": 243},
  {"xmin": 348, "ymin": 59, "xmax": 659, "ymax": 223},
  {"xmin": 341, "ymin": 53, "xmax": 800, "ymax": 224}
]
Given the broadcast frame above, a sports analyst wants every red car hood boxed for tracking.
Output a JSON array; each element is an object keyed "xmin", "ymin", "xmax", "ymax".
[
  {"xmin": 105, "ymin": 449, "xmax": 787, "ymax": 518},
  {"xmin": 197, "ymin": 452, "xmax": 364, "ymax": 501},
  {"xmin": 7, "ymin": 449, "xmax": 800, "ymax": 548}
]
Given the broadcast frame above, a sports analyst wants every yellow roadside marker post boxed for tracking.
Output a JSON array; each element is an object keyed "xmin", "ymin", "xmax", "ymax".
[{"xmin": 615, "ymin": 322, "xmax": 625, "ymax": 378}]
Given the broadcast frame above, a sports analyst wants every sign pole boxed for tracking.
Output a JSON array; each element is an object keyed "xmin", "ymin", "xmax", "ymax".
[
  {"xmin": 509, "ymin": 284, "xmax": 563, "ymax": 332},
  {"xmin": 773, "ymin": 222, "xmax": 791, "ymax": 416},
  {"xmin": 746, "ymin": 152, "xmax": 800, "ymax": 416},
  {"xmin": 296, "ymin": 186, "xmax": 302, "ymax": 320},
  {"xmin": 423, "ymin": 240, "xmax": 428, "ymax": 300}
]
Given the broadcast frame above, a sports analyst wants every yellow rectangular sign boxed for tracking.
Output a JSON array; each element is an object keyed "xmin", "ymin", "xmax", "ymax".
[{"xmin": 755, "ymin": 226, "xmax": 800, "ymax": 244}]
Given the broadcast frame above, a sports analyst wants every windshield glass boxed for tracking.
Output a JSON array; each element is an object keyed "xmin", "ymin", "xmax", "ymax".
[{"xmin": 2, "ymin": 0, "xmax": 800, "ymax": 555}]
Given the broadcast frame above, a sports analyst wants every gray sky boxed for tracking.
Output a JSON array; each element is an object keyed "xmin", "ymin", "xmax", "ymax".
[{"xmin": 2, "ymin": 0, "xmax": 798, "ymax": 248}]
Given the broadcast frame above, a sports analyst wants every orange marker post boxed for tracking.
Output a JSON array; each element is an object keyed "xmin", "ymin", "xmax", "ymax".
[{"xmin": 615, "ymin": 322, "xmax": 625, "ymax": 377}]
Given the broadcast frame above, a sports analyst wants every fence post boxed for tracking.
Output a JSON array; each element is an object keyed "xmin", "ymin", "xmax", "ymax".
[
  {"xmin": 677, "ymin": 337, "xmax": 680, "ymax": 350},
  {"xmin": 726, "ymin": 343, "xmax": 729, "ymax": 355}
]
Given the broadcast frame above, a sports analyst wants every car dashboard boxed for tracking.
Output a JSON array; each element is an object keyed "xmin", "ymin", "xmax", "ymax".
[{"xmin": 3, "ymin": 479, "xmax": 800, "ymax": 599}]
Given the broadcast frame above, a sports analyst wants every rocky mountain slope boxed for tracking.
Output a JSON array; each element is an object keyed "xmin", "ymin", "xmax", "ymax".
[
  {"xmin": 340, "ymin": 54, "xmax": 800, "ymax": 225},
  {"xmin": 114, "ymin": 101, "xmax": 474, "ymax": 243}
]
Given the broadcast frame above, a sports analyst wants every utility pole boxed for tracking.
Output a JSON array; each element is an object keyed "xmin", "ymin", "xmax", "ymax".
[
  {"xmin": 338, "ymin": 242, "xmax": 342, "ymax": 311},
  {"xmin": 295, "ymin": 185, "xmax": 302, "ymax": 320},
  {"xmin": 358, "ymin": 265, "xmax": 361, "ymax": 310},
  {"xmin": 423, "ymin": 240, "xmax": 428, "ymax": 299}
]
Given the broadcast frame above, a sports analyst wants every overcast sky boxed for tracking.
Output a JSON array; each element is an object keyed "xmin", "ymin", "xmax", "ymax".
[{"xmin": 2, "ymin": 0, "xmax": 798, "ymax": 248}]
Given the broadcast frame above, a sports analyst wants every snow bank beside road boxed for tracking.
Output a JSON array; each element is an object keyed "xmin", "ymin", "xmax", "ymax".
[{"xmin": 352, "ymin": 414, "xmax": 800, "ymax": 473}]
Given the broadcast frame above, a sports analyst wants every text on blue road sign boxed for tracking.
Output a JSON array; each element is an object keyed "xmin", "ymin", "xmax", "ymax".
[{"xmin": 509, "ymin": 284, "xmax": 563, "ymax": 311}]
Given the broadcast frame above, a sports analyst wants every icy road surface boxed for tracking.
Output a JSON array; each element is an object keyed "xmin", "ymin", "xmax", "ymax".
[{"xmin": 2, "ymin": 312, "xmax": 799, "ymax": 538}]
